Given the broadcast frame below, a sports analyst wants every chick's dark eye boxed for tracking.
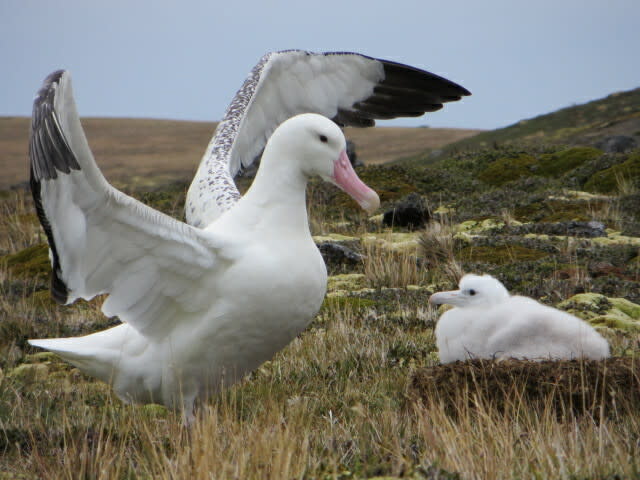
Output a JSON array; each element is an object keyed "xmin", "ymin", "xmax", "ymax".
[
  {"xmin": 469, "ymin": 289, "xmax": 477, "ymax": 296},
  {"xmin": 319, "ymin": 134, "xmax": 328, "ymax": 143}
]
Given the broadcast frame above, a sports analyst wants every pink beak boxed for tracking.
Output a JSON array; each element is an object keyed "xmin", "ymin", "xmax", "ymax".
[{"xmin": 331, "ymin": 150, "xmax": 380, "ymax": 214}]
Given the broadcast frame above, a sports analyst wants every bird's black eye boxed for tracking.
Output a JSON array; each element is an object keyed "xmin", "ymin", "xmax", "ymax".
[
  {"xmin": 319, "ymin": 134, "xmax": 328, "ymax": 143},
  {"xmin": 469, "ymin": 289, "xmax": 477, "ymax": 296}
]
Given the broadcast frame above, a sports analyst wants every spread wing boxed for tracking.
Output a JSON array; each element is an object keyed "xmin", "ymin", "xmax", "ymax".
[
  {"xmin": 186, "ymin": 50, "xmax": 471, "ymax": 227},
  {"xmin": 29, "ymin": 70, "xmax": 231, "ymax": 340}
]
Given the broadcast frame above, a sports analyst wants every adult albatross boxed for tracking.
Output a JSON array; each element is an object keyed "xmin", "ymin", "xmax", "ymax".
[{"xmin": 27, "ymin": 51, "xmax": 470, "ymax": 421}]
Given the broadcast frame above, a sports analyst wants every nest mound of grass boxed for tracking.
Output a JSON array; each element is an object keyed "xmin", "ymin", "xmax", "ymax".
[{"xmin": 409, "ymin": 357, "xmax": 640, "ymax": 418}]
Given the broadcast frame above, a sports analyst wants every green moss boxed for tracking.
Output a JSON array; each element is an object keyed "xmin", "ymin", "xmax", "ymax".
[
  {"xmin": 585, "ymin": 153, "xmax": 640, "ymax": 194},
  {"xmin": 456, "ymin": 218, "xmax": 507, "ymax": 234},
  {"xmin": 537, "ymin": 147, "xmax": 602, "ymax": 176},
  {"xmin": 514, "ymin": 199, "xmax": 594, "ymax": 222},
  {"xmin": 558, "ymin": 293, "xmax": 640, "ymax": 331},
  {"xmin": 140, "ymin": 403, "xmax": 169, "ymax": 419},
  {"xmin": 477, "ymin": 153, "xmax": 537, "ymax": 186},
  {"xmin": 1, "ymin": 243, "xmax": 50, "ymax": 280},
  {"xmin": 609, "ymin": 297, "xmax": 640, "ymax": 319},
  {"xmin": 327, "ymin": 273, "xmax": 367, "ymax": 292},
  {"xmin": 7, "ymin": 363, "xmax": 49, "ymax": 384},
  {"xmin": 458, "ymin": 245, "xmax": 548, "ymax": 264}
]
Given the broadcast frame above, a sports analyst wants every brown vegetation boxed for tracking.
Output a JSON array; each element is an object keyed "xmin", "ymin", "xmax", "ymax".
[{"xmin": 0, "ymin": 116, "xmax": 479, "ymax": 189}]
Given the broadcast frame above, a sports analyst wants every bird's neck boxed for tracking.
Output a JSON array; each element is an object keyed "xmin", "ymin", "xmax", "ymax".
[{"xmin": 238, "ymin": 154, "xmax": 311, "ymax": 234}]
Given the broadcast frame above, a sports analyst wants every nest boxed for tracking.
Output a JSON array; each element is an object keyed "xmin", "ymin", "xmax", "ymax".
[{"xmin": 409, "ymin": 357, "xmax": 640, "ymax": 418}]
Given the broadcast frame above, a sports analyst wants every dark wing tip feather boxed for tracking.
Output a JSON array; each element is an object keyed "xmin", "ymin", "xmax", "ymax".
[
  {"xmin": 329, "ymin": 53, "xmax": 470, "ymax": 127},
  {"xmin": 29, "ymin": 70, "xmax": 81, "ymax": 182},
  {"xmin": 29, "ymin": 70, "xmax": 80, "ymax": 304},
  {"xmin": 379, "ymin": 59, "xmax": 471, "ymax": 98}
]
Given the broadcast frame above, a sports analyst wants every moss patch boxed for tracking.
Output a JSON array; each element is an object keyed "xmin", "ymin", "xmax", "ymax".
[
  {"xmin": 1, "ymin": 243, "xmax": 50, "ymax": 280},
  {"xmin": 558, "ymin": 293, "xmax": 640, "ymax": 331},
  {"xmin": 585, "ymin": 153, "xmax": 640, "ymax": 194},
  {"xmin": 537, "ymin": 146, "xmax": 603, "ymax": 177},
  {"xmin": 514, "ymin": 199, "xmax": 595, "ymax": 222},
  {"xmin": 327, "ymin": 274, "xmax": 367, "ymax": 293},
  {"xmin": 458, "ymin": 244, "xmax": 548, "ymax": 264},
  {"xmin": 478, "ymin": 153, "xmax": 537, "ymax": 186}
]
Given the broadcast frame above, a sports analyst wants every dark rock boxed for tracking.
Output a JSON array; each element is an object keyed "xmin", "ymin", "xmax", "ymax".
[
  {"xmin": 595, "ymin": 135, "xmax": 637, "ymax": 153},
  {"xmin": 383, "ymin": 193, "xmax": 430, "ymax": 229},
  {"xmin": 317, "ymin": 242, "xmax": 363, "ymax": 267},
  {"xmin": 505, "ymin": 220, "xmax": 607, "ymax": 238}
]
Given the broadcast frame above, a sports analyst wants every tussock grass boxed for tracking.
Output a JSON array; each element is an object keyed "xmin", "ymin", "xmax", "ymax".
[
  {"xmin": 363, "ymin": 240, "xmax": 429, "ymax": 289},
  {"xmin": 418, "ymin": 219, "xmax": 463, "ymax": 286}
]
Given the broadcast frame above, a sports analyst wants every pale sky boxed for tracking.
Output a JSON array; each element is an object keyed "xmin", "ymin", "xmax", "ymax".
[{"xmin": 1, "ymin": 0, "xmax": 638, "ymax": 129}]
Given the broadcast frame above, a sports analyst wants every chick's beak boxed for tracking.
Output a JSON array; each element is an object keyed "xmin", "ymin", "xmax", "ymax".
[{"xmin": 429, "ymin": 290, "xmax": 462, "ymax": 306}]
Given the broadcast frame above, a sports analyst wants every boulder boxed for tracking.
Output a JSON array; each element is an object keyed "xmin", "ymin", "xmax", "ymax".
[
  {"xmin": 382, "ymin": 193, "xmax": 430, "ymax": 229},
  {"xmin": 318, "ymin": 242, "xmax": 363, "ymax": 267}
]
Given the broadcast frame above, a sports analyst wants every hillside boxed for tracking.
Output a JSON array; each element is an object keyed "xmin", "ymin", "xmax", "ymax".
[
  {"xmin": 420, "ymin": 86, "xmax": 640, "ymax": 158},
  {"xmin": 0, "ymin": 116, "xmax": 479, "ymax": 190}
]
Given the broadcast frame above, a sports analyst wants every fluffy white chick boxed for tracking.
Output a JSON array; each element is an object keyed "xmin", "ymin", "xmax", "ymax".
[{"xmin": 430, "ymin": 274, "xmax": 610, "ymax": 363}]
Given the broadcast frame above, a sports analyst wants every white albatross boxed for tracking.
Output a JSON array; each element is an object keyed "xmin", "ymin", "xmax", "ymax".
[
  {"xmin": 430, "ymin": 274, "xmax": 610, "ymax": 363},
  {"xmin": 27, "ymin": 51, "xmax": 470, "ymax": 421}
]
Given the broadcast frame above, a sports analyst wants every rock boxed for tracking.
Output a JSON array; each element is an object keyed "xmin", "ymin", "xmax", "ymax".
[
  {"xmin": 506, "ymin": 220, "xmax": 607, "ymax": 238},
  {"xmin": 382, "ymin": 193, "xmax": 430, "ymax": 229},
  {"xmin": 595, "ymin": 135, "xmax": 638, "ymax": 153},
  {"xmin": 318, "ymin": 242, "xmax": 363, "ymax": 267}
]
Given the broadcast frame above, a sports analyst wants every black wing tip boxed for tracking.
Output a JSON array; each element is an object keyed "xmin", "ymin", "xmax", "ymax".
[
  {"xmin": 29, "ymin": 69, "xmax": 81, "ymax": 183},
  {"xmin": 51, "ymin": 271, "xmax": 70, "ymax": 304},
  {"xmin": 29, "ymin": 166, "xmax": 70, "ymax": 305},
  {"xmin": 380, "ymin": 59, "xmax": 471, "ymax": 98}
]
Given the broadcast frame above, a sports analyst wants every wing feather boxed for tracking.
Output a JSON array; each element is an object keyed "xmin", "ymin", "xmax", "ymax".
[
  {"xmin": 186, "ymin": 50, "xmax": 470, "ymax": 228},
  {"xmin": 30, "ymin": 71, "xmax": 230, "ymax": 340}
]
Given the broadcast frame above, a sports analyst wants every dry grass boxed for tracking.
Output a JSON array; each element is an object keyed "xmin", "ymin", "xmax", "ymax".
[
  {"xmin": 0, "ymin": 190, "xmax": 42, "ymax": 254},
  {"xmin": 362, "ymin": 240, "xmax": 429, "ymax": 289},
  {"xmin": 1, "ymin": 175, "xmax": 639, "ymax": 478},
  {"xmin": 418, "ymin": 218, "xmax": 463, "ymax": 286}
]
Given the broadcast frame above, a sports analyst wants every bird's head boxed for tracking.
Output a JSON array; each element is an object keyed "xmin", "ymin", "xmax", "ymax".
[
  {"xmin": 429, "ymin": 273, "xmax": 510, "ymax": 308},
  {"xmin": 267, "ymin": 113, "xmax": 380, "ymax": 214}
]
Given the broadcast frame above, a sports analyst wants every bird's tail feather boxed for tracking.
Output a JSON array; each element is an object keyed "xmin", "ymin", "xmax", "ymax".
[{"xmin": 28, "ymin": 337, "xmax": 120, "ymax": 385}]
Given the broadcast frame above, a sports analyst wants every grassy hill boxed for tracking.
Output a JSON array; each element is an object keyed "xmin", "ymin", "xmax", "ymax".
[{"xmin": 401, "ymin": 86, "xmax": 640, "ymax": 163}]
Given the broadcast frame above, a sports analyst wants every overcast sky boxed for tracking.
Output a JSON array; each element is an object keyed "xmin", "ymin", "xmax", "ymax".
[{"xmin": 1, "ymin": 0, "xmax": 638, "ymax": 130}]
